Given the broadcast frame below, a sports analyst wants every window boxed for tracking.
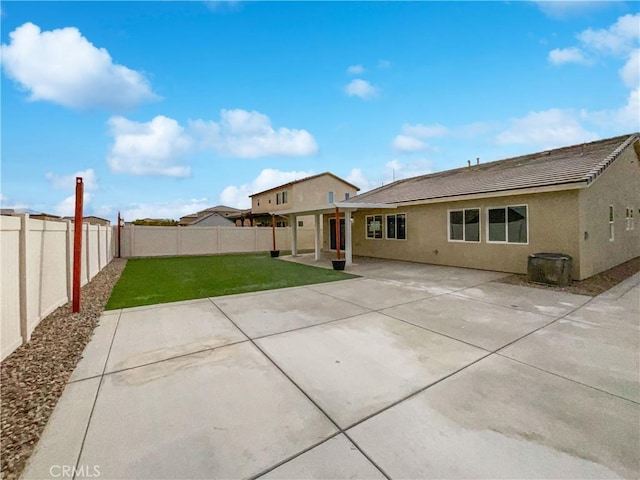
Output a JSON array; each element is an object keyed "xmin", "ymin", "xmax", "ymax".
[
  {"xmin": 366, "ymin": 215, "xmax": 383, "ymax": 239},
  {"xmin": 448, "ymin": 209, "xmax": 479, "ymax": 242},
  {"xmin": 345, "ymin": 192, "xmax": 350, "ymax": 200},
  {"xmin": 276, "ymin": 191, "xmax": 288, "ymax": 205},
  {"xmin": 298, "ymin": 220, "xmax": 304, "ymax": 227},
  {"xmin": 328, "ymin": 191, "xmax": 334, "ymax": 203},
  {"xmin": 609, "ymin": 205, "xmax": 614, "ymax": 241},
  {"xmin": 282, "ymin": 191, "xmax": 288, "ymax": 203},
  {"xmin": 625, "ymin": 207, "xmax": 634, "ymax": 231},
  {"xmin": 488, "ymin": 205, "xmax": 527, "ymax": 243},
  {"xmin": 386, "ymin": 214, "xmax": 406, "ymax": 240}
]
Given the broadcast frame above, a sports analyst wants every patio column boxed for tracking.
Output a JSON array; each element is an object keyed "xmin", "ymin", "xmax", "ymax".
[
  {"xmin": 314, "ymin": 214, "xmax": 321, "ymax": 261},
  {"xmin": 290, "ymin": 214, "xmax": 298, "ymax": 257},
  {"xmin": 344, "ymin": 210, "xmax": 352, "ymax": 265}
]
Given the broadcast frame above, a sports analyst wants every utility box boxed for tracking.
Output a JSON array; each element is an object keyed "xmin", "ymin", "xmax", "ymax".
[{"xmin": 527, "ymin": 253, "xmax": 573, "ymax": 287}]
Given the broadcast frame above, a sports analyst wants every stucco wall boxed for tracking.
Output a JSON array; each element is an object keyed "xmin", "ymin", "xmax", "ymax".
[
  {"xmin": 251, "ymin": 174, "xmax": 359, "ymax": 215},
  {"xmin": 578, "ymin": 143, "xmax": 640, "ymax": 278},
  {"xmin": 346, "ymin": 190, "xmax": 582, "ymax": 277}
]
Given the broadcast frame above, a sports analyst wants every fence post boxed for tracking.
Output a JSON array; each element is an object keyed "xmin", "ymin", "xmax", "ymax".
[
  {"xmin": 18, "ymin": 213, "xmax": 29, "ymax": 343},
  {"xmin": 97, "ymin": 225, "xmax": 102, "ymax": 271},
  {"xmin": 85, "ymin": 223, "xmax": 91, "ymax": 282},
  {"xmin": 65, "ymin": 219, "xmax": 73, "ymax": 303}
]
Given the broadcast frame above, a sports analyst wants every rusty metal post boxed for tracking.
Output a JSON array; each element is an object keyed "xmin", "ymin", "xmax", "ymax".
[
  {"xmin": 72, "ymin": 177, "xmax": 84, "ymax": 313},
  {"xmin": 335, "ymin": 206, "xmax": 341, "ymax": 260}
]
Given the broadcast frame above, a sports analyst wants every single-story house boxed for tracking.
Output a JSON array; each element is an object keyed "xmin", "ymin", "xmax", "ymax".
[{"xmin": 280, "ymin": 133, "xmax": 639, "ymax": 280}]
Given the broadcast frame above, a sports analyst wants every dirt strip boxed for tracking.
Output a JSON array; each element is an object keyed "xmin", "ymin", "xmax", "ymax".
[{"xmin": 1, "ymin": 258, "xmax": 127, "ymax": 480}]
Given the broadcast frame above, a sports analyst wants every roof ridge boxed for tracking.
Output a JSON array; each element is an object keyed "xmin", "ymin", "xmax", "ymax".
[{"xmin": 584, "ymin": 133, "xmax": 639, "ymax": 184}]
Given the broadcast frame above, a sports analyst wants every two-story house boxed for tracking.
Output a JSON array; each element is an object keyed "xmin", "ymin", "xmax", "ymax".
[{"xmin": 249, "ymin": 172, "xmax": 360, "ymax": 228}]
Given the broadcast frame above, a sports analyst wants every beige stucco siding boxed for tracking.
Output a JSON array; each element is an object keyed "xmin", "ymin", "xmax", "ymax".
[
  {"xmin": 252, "ymin": 175, "xmax": 358, "ymax": 230},
  {"xmin": 346, "ymin": 190, "xmax": 582, "ymax": 277},
  {"xmin": 578, "ymin": 144, "xmax": 640, "ymax": 279}
]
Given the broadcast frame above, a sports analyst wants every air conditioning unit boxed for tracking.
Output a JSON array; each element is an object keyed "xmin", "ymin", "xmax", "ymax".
[{"xmin": 527, "ymin": 253, "xmax": 573, "ymax": 287}]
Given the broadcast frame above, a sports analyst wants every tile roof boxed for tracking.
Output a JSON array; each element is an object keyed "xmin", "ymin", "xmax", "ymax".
[
  {"xmin": 350, "ymin": 133, "xmax": 639, "ymax": 204},
  {"xmin": 249, "ymin": 172, "xmax": 360, "ymax": 197}
]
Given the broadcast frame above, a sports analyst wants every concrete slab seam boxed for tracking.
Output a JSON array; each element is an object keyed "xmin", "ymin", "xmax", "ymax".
[
  {"xmin": 495, "ymin": 353, "xmax": 640, "ymax": 405},
  {"xmin": 342, "ymin": 350, "xmax": 495, "ymax": 432},
  {"xmin": 206, "ymin": 298, "xmax": 392, "ymax": 480},
  {"xmin": 377, "ymin": 311, "xmax": 494, "ymax": 353},
  {"xmin": 72, "ymin": 309, "xmax": 122, "ymax": 480},
  {"xmin": 99, "ymin": 339, "xmax": 250, "ymax": 378},
  {"xmin": 493, "ymin": 296, "xmax": 598, "ymax": 356}
]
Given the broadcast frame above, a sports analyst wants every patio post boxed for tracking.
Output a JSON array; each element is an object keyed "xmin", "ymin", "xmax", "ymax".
[
  {"xmin": 291, "ymin": 215, "xmax": 298, "ymax": 257},
  {"xmin": 271, "ymin": 214, "xmax": 276, "ymax": 251},
  {"xmin": 314, "ymin": 213, "xmax": 321, "ymax": 261},
  {"xmin": 335, "ymin": 206, "xmax": 341, "ymax": 260},
  {"xmin": 344, "ymin": 210, "xmax": 352, "ymax": 265}
]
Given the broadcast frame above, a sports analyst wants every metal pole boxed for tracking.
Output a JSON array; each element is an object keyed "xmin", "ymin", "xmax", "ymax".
[
  {"xmin": 335, "ymin": 206, "xmax": 341, "ymax": 260},
  {"xmin": 72, "ymin": 177, "xmax": 84, "ymax": 313}
]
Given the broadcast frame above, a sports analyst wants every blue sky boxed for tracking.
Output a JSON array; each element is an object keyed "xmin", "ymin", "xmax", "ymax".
[{"xmin": 1, "ymin": 1, "xmax": 638, "ymax": 222}]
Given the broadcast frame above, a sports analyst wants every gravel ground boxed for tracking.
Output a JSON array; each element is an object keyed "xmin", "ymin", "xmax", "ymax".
[
  {"xmin": 495, "ymin": 256, "xmax": 640, "ymax": 296},
  {"xmin": 0, "ymin": 258, "xmax": 126, "ymax": 480}
]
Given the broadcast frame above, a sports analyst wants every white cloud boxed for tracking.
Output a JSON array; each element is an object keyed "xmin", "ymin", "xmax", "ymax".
[
  {"xmin": 620, "ymin": 49, "xmax": 640, "ymax": 88},
  {"xmin": 107, "ymin": 115, "xmax": 192, "ymax": 177},
  {"xmin": 378, "ymin": 59, "xmax": 391, "ymax": 69},
  {"xmin": 344, "ymin": 79, "xmax": 379, "ymax": 100},
  {"xmin": 385, "ymin": 159, "xmax": 433, "ymax": 183},
  {"xmin": 392, "ymin": 135, "xmax": 427, "ymax": 153},
  {"xmin": 191, "ymin": 109, "xmax": 318, "ymax": 158},
  {"xmin": 0, "ymin": 194, "xmax": 28, "ymax": 210},
  {"xmin": 120, "ymin": 198, "xmax": 212, "ymax": 221},
  {"xmin": 578, "ymin": 13, "xmax": 640, "ymax": 56},
  {"xmin": 545, "ymin": 14, "xmax": 639, "ymax": 133},
  {"xmin": 392, "ymin": 123, "xmax": 448, "ymax": 153},
  {"xmin": 220, "ymin": 169, "xmax": 316, "ymax": 209},
  {"xmin": 495, "ymin": 108, "xmax": 599, "ymax": 149},
  {"xmin": 106, "ymin": 110, "xmax": 318, "ymax": 176},
  {"xmin": 0, "ymin": 22, "xmax": 158, "ymax": 110},
  {"xmin": 45, "ymin": 168, "xmax": 98, "ymax": 191},
  {"xmin": 586, "ymin": 87, "xmax": 640, "ymax": 130},
  {"xmin": 347, "ymin": 64, "xmax": 365, "ymax": 75},
  {"xmin": 548, "ymin": 47, "xmax": 591, "ymax": 65},
  {"xmin": 346, "ymin": 168, "xmax": 379, "ymax": 193},
  {"xmin": 53, "ymin": 192, "xmax": 93, "ymax": 217}
]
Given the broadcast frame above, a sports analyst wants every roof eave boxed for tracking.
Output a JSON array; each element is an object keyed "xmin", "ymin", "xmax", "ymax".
[{"xmin": 382, "ymin": 181, "xmax": 590, "ymax": 208}]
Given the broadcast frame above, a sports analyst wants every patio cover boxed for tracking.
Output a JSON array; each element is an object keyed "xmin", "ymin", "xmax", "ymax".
[{"xmin": 270, "ymin": 202, "xmax": 396, "ymax": 265}]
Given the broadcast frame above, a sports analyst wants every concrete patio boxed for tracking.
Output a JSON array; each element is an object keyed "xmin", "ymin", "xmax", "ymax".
[{"xmin": 22, "ymin": 258, "xmax": 639, "ymax": 479}]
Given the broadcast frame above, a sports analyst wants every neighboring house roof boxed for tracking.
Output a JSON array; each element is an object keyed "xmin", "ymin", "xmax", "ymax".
[
  {"xmin": 249, "ymin": 172, "xmax": 360, "ymax": 197},
  {"xmin": 350, "ymin": 133, "xmax": 639, "ymax": 205},
  {"xmin": 189, "ymin": 212, "xmax": 235, "ymax": 227},
  {"xmin": 179, "ymin": 205, "xmax": 241, "ymax": 225}
]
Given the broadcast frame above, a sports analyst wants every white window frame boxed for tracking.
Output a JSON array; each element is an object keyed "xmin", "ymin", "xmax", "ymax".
[
  {"xmin": 276, "ymin": 192, "xmax": 282, "ymax": 205},
  {"xmin": 385, "ymin": 213, "xmax": 407, "ymax": 241},
  {"xmin": 328, "ymin": 191, "xmax": 334, "ymax": 203},
  {"xmin": 625, "ymin": 207, "xmax": 634, "ymax": 231},
  {"xmin": 609, "ymin": 205, "xmax": 615, "ymax": 241},
  {"xmin": 486, "ymin": 204, "xmax": 529, "ymax": 245},
  {"xmin": 366, "ymin": 215, "xmax": 383, "ymax": 240},
  {"xmin": 447, "ymin": 208, "xmax": 481, "ymax": 243}
]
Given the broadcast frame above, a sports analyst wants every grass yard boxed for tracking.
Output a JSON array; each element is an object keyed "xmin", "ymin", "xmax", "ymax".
[{"xmin": 106, "ymin": 253, "xmax": 357, "ymax": 309}]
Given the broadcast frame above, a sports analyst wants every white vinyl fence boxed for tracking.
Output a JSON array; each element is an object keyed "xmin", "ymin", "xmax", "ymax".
[
  {"xmin": 119, "ymin": 225, "xmax": 315, "ymax": 258},
  {"xmin": 0, "ymin": 215, "xmax": 113, "ymax": 360}
]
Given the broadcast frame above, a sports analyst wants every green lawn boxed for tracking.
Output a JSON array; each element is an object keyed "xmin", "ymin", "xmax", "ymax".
[{"xmin": 106, "ymin": 253, "xmax": 357, "ymax": 309}]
